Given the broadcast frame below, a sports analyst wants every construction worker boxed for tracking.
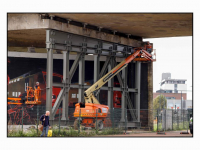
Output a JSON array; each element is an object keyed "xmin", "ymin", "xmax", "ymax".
[
  {"xmin": 34, "ymin": 82, "xmax": 41, "ymax": 102},
  {"xmin": 146, "ymin": 42, "xmax": 152, "ymax": 53},
  {"xmin": 28, "ymin": 87, "xmax": 34, "ymax": 97}
]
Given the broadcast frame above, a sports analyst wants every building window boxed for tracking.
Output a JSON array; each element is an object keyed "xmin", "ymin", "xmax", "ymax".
[
  {"xmin": 166, "ymin": 97, "xmax": 175, "ymax": 99},
  {"xmin": 71, "ymin": 94, "xmax": 76, "ymax": 98},
  {"xmin": 174, "ymin": 84, "xmax": 177, "ymax": 93},
  {"xmin": 165, "ymin": 90, "xmax": 172, "ymax": 93}
]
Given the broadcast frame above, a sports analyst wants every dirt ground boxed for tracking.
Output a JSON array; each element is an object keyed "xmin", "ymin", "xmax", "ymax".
[{"xmin": 100, "ymin": 130, "xmax": 193, "ymax": 137}]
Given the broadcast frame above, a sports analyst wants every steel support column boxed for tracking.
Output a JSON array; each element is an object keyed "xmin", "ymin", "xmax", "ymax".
[
  {"xmin": 135, "ymin": 61, "xmax": 141, "ymax": 122},
  {"xmin": 120, "ymin": 65, "xmax": 128, "ymax": 122},
  {"xmin": 108, "ymin": 57, "xmax": 114, "ymax": 109},
  {"xmin": 78, "ymin": 54, "xmax": 85, "ymax": 102},
  {"xmin": 61, "ymin": 51, "xmax": 70, "ymax": 120},
  {"xmin": 94, "ymin": 55, "xmax": 100, "ymax": 100},
  {"xmin": 46, "ymin": 48, "xmax": 53, "ymax": 120}
]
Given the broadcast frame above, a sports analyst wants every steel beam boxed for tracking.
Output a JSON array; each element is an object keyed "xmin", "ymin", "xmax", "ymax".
[
  {"xmin": 113, "ymin": 58, "xmax": 124, "ymax": 87},
  {"xmin": 120, "ymin": 66, "xmax": 127, "ymax": 122},
  {"xmin": 8, "ymin": 51, "xmax": 124, "ymax": 62},
  {"xmin": 78, "ymin": 54, "xmax": 85, "ymax": 102},
  {"xmin": 46, "ymin": 29, "xmax": 140, "ymax": 58},
  {"xmin": 61, "ymin": 51, "xmax": 70, "ymax": 120},
  {"xmin": 135, "ymin": 61, "xmax": 141, "ymax": 122},
  {"xmin": 94, "ymin": 55, "xmax": 100, "ymax": 100},
  {"xmin": 53, "ymin": 83, "xmax": 136, "ymax": 92},
  {"xmin": 99, "ymin": 56, "xmax": 111, "ymax": 78},
  {"xmin": 52, "ymin": 89, "xmax": 64, "ymax": 117},
  {"xmin": 69, "ymin": 53, "xmax": 82, "ymax": 81},
  {"xmin": 108, "ymin": 57, "xmax": 114, "ymax": 109},
  {"xmin": 126, "ymin": 93, "xmax": 137, "ymax": 121},
  {"xmin": 94, "ymin": 55, "xmax": 100, "ymax": 82},
  {"xmin": 52, "ymin": 83, "xmax": 63, "ymax": 87},
  {"xmin": 46, "ymin": 48, "xmax": 53, "ymax": 120}
]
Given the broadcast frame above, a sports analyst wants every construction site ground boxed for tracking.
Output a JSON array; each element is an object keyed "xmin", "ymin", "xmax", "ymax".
[{"xmin": 99, "ymin": 130, "xmax": 192, "ymax": 137}]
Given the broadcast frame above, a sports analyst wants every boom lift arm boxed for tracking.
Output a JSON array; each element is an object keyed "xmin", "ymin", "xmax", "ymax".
[{"xmin": 84, "ymin": 44, "xmax": 153, "ymax": 104}]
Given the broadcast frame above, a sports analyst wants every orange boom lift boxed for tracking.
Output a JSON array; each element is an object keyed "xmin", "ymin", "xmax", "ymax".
[
  {"xmin": 73, "ymin": 42, "xmax": 155, "ymax": 129},
  {"xmin": 8, "ymin": 86, "xmax": 41, "ymax": 105}
]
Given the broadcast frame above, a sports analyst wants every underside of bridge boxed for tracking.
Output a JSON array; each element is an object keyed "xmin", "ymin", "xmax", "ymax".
[{"xmin": 8, "ymin": 13, "xmax": 192, "ymax": 129}]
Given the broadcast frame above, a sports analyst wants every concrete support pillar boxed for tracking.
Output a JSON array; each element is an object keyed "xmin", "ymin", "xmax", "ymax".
[
  {"xmin": 94, "ymin": 55, "xmax": 100, "ymax": 100},
  {"xmin": 78, "ymin": 54, "xmax": 85, "ymax": 103},
  {"xmin": 61, "ymin": 51, "xmax": 69, "ymax": 120},
  {"xmin": 46, "ymin": 48, "xmax": 53, "ymax": 120},
  {"xmin": 135, "ymin": 61, "xmax": 141, "ymax": 122},
  {"xmin": 108, "ymin": 57, "xmax": 114, "ymax": 109},
  {"xmin": 148, "ymin": 62, "xmax": 153, "ymax": 129}
]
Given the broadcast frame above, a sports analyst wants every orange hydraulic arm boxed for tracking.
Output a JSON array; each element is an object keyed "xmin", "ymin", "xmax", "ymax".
[{"xmin": 84, "ymin": 44, "xmax": 153, "ymax": 104}]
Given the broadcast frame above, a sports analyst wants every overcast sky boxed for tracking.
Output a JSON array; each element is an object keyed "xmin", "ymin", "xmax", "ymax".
[{"xmin": 144, "ymin": 36, "xmax": 192, "ymax": 99}]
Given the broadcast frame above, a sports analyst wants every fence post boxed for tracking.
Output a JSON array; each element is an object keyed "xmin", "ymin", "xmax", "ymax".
[
  {"xmin": 165, "ymin": 109, "xmax": 166, "ymax": 132},
  {"xmin": 59, "ymin": 107, "xmax": 61, "ymax": 134},
  {"xmin": 125, "ymin": 108, "xmax": 127, "ymax": 134},
  {"xmin": 96, "ymin": 109, "xmax": 97, "ymax": 134},
  {"xmin": 161, "ymin": 111, "xmax": 162, "ymax": 131},
  {"xmin": 157, "ymin": 109, "xmax": 158, "ymax": 132},
  {"xmin": 187, "ymin": 111, "xmax": 189, "ymax": 133},
  {"xmin": 172, "ymin": 109, "xmax": 173, "ymax": 131},
  {"xmin": 22, "ymin": 106, "xmax": 23, "ymax": 131},
  {"xmin": 113, "ymin": 108, "xmax": 115, "ymax": 129},
  {"xmin": 37, "ymin": 105, "xmax": 39, "ymax": 134},
  {"xmin": 177, "ymin": 109, "xmax": 179, "ymax": 130},
  {"xmin": 78, "ymin": 109, "xmax": 81, "ymax": 134},
  {"xmin": 183, "ymin": 110, "xmax": 185, "ymax": 129}
]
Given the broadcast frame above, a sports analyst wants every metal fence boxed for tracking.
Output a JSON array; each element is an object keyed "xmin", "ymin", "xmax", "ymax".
[{"xmin": 7, "ymin": 105, "xmax": 191, "ymax": 136}]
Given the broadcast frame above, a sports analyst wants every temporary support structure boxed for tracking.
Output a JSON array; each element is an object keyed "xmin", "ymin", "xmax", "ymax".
[{"xmin": 45, "ymin": 29, "xmax": 145, "ymax": 126}]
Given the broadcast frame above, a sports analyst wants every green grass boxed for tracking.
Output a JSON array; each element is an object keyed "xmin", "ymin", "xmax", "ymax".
[
  {"xmin": 8, "ymin": 127, "xmax": 123, "ymax": 137},
  {"xmin": 96, "ymin": 128, "xmax": 123, "ymax": 135},
  {"xmin": 8, "ymin": 129, "xmax": 40, "ymax": 137},
  {"xmin": 8, "ymin": 121, "xmax": 190, "ymax": 137}
]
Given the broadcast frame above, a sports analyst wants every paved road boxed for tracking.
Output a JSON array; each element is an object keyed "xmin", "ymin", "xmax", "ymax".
[{"xmin": 99, "ymin": 131, "xmax": 192, "ymax": 137}]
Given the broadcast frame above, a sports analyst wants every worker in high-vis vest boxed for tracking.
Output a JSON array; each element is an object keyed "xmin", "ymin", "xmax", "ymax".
[{"xmin": 34, "ymin": 82, "xmax": 41, "ymax": 102}]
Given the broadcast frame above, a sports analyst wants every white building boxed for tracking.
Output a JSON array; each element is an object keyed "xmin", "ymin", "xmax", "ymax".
[{"xmin": 160, "ymin": 73, "xmax": 187, "ymax": 93}]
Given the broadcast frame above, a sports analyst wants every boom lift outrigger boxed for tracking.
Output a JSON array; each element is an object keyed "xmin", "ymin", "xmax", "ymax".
[{"xmin": 73, "ymin": 42, "xmax": 154, "ymax": 129}]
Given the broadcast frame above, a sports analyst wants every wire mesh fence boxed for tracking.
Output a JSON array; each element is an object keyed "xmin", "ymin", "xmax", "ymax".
[{"xmin": 7, "ymin": 105, "xmax": 191, "ymax": 137}]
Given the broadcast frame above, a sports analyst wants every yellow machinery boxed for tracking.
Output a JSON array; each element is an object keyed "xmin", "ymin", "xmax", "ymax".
[{"xmin": 73, "ymin": 42, "xmax": 155, "ymax": 129}]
